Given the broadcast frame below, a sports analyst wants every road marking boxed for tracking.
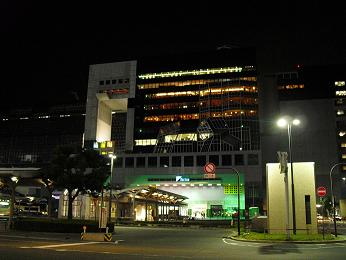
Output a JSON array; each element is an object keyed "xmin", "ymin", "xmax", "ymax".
[
  {"xmin": 222, "ymin": 238, "xmax": 237, "ymax": 245},
  {"xmin": 114, "ymin": 239, "xmax": 125, "ymax": 244},
  {"xmin": 0, "ymin": 234, "xmax": 54, "ymax": 240},
  {"xmin": 31, "ymin": 241, "xmax": 103, "ymax": 249}
]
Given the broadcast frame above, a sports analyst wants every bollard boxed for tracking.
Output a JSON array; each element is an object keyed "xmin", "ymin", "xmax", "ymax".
[{"xmin": 81, "ymin": 226, "xmax": 87, "ymax": 240}]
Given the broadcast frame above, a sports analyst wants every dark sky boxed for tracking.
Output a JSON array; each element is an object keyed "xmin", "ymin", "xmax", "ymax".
[{"xmin": 1, "ymin": 1, "xmax": 346, "ymax": 110}]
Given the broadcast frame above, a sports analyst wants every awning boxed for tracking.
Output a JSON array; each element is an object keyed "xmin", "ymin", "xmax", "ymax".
[{"xmin": 112, "ymin": 186, "xmax": 188, "ymax": 205}]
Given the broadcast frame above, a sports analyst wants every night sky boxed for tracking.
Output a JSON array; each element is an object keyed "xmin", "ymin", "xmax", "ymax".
[{"xmin": 1, "ymin": 1, "xmax": 346, "ymax": 110}]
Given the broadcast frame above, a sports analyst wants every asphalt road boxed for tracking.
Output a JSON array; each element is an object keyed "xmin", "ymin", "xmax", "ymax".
[{"xmin": 0, "ymin": 226, "xmax": 345, "ymax": 259}]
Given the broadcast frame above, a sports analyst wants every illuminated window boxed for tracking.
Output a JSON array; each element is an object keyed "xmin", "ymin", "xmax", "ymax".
[
  {"xmin": 144, "ymin": 101, "xmax": 199, "ymax": 110},
  {"xmin": 342, "ymin": 154, "xmax": 346, "ymax": 159},
  {"xmin": 337, "ymin": 110, "xmax": 344, "ymax": 115},
  {"xmin": 336, "ymin": 91, "xmax": 346, "ymax": 96},
  {"xmin": 339, "ymin": 132, "xmax": 346, "ymax": 137},
  {"xmin": 343, "ymin": 166, "xmax": 346, "ymax": 171},
  {"xmin": 341, "ymin": 143, "xmax": 346, "ymax": 148},
  {"xmin": 135, "ymin": 139, "xmax": 157, "ymax": 146},
  {"xmin": 137, "ymin": 78, "xmax": 257, "ymax": 89},
  {"xmin": 138, "ymin": 66, "xmax": 245, "ymax": 80},
  {"xmin": 144, "ymin": 114, "xmax": 199, "ymax": 122},
  {"xmin": 335, "ymin": 81, "xmax": 345, "ymax": 87},
  {"xmin": 163, "ymin": 133, "xmax": 197, "ymax": 143}
]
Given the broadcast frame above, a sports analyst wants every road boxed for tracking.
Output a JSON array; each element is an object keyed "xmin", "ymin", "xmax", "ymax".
[{"xmin": 0, "ymin": 226, "xmax": 345, "ymax": 259}]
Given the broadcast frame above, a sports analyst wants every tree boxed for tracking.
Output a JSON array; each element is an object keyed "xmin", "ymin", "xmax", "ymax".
[
  {"xmin": 321, "ymin": 196, "xmax": 333, "ymax": 217},
  {"xmin": 40, "ymin": 166, "xmax": 57, "ymax": 218},
  {"xmin": 50, "ymin": 145, "xmax": 109, "ymax": 220}
]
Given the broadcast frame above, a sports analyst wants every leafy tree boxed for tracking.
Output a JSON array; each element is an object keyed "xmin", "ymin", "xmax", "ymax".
[
  {"xmin": 49, "ymin": 145, "xmax": 110, "ymax": 220},
  {"xmin": 40, "ymin": 166, "xmax": 56, "ymax": 218},
  {"xmin": 321, "ymin": 196, "xmax": 333, "ymax": 217}
]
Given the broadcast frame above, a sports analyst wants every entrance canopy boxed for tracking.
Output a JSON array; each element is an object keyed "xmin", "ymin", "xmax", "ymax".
[{"xmin": 114, "ymin": 186, "xmax": 188, "ymax": 205}]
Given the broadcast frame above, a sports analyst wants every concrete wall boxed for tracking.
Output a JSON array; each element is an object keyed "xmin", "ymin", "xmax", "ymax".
[
  {"xmin": 84, "ymin": 60, "xmax": 137, "ymax": 145},
  {"xmin": 266, "ymin": 162, "xmax": 317, "ymax": 234},
  {"xmin": 96, "ymin": 100, "xmax": 112, "ymax": 142},
  {"xmin": 340, "ymin": 199, "xmax": 346, "ymax": 218}
]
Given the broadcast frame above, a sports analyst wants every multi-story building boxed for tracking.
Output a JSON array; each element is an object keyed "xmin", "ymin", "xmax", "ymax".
[
  {"xmin": 0, "ymin": 104, "xmax": 85, "ymax": 166},
  {"xmin": 83, "ymin": 47, "xmax": 261, "ymax": 220},
  {"xmin": 260, "ymin": 63, "xmax": 346, "ymax": 215},
  {"xmin": 2, "ymin": 46, "xmax": 346, "ymax": 219}
]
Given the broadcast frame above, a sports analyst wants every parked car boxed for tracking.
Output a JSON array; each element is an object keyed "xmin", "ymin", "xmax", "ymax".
[{"xmin": 335, "ymin": 215, "xmax": 342, "ymax": 221}]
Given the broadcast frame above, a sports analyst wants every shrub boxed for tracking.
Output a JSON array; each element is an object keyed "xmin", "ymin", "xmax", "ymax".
[{"xmin": 12, "ymin": 217, "xmax": 110, "ymax": 233}]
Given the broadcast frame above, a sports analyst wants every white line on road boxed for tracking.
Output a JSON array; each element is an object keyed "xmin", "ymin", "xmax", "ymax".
[
  {"xmin": 31, "ymin": 241, "xmax": 103, "ymax": 249},
  {"xmin": 0, "ymin": 234, "xmax": 55, "ymax": 240}
]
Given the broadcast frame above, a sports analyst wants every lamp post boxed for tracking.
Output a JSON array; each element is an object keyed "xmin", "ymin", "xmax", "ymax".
[
  {"xmin": 277, "ymin": 117, "xmax": 300, "ymax": 235},
  {"xmin": 108, "ymin": 154, "xmax": 116, "ymax": 224},
  {"xmin": 329, "ymin": 163, "xmax": 346, "ymax": 237},
  {"xmin": 8, "ymin": 176, "xmax": 19, "ymax": 230}
]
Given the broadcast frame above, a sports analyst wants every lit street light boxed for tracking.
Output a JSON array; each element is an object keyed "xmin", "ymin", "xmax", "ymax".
[
  {"xmin": 108, "ymin": 154, "xmax": 116, "ymax": 225},
  {"xmin": 277, "ymin": 117, "xmax": 300, "ymax": 235},
  {"xmin": 329, "ymin": 163, "xmax": 346, "ymax": 237}
]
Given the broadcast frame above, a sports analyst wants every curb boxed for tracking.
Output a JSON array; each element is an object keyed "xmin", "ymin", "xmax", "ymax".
[{"xmin": 228, "ymin": 235, "xmax": 346, "ymax": 244}]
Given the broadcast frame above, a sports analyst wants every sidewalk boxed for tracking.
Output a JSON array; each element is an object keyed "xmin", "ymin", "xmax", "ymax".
[
  {"xmin": 0, "ymin": 230, "xmax": 82, "ymax": 242},
  {"xmin": 229, "ymin": 232, "xmax": 346, "ymax": 244}
]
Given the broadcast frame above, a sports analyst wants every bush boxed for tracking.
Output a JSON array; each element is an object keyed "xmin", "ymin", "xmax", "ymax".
[{"xmin": 12, "ymin": 217, "xmax": 102, "ymax": 233}]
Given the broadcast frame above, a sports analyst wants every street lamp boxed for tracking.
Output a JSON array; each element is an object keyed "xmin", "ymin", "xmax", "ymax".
[
  {"xmin": 108, "ymin": 154, "xmax": 116, "ymax": 224},
  {"xmin": 329, "ymin": 163, "xmax": 346, "ymax": 237},
  {"xmin": 277, "ymin": 117, "xmax": 300, "ymax": 235}
]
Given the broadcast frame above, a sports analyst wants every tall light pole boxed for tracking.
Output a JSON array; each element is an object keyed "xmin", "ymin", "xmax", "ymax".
[
  {"xmin": 108, "ymin": 154, "xmax": 116, "ymax": 224},
  {"xmin": 277, "ymin": 117, "xmax": 300, "ymax": 235},
  {"xmin": 329, "ymin": 163, "xmax": 346, "ymax": 237}
]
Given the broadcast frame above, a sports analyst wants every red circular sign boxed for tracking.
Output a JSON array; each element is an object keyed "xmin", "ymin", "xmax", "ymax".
[
  {"xmin": 204, "ymin": 162, "xmax": 216, "ymax": 174},
  {"xmin": 317, "ymin": 186, "xmax": 327, "ymax": 197}
]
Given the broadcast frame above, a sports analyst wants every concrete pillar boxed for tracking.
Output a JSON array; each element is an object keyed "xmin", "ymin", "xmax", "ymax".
[{"xmin": 340, "ymin": 199, "xmax": 346, "ymax": 218}]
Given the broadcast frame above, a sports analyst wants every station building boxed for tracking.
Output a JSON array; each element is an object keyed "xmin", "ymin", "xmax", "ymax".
[
  {"xmin": 82, "ymin": 48, "xmax": 259, "ymax": 220},
  {"xmin": 2, "ymin": 47, "xmax": 346, "ymax": 220}
]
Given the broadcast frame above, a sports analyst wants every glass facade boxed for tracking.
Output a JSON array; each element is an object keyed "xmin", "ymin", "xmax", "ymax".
[{"xmin": 135, "ymin": 57, "xmax": 259, "ymax": 153}]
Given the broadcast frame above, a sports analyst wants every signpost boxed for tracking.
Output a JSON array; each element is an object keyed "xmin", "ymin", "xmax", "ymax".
[
  {"xmin": 317, "ymin": 186, "xmax": 326, "ymax": 197},
  {"xmin": 317, "ymin": 186, "xmax": 327, "ymax": 239},
  {"xmin": 204, "ymin": 162, "xmax": 216, "ymax": 178}
]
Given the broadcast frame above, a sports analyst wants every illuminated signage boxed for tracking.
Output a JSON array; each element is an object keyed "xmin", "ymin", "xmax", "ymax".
[{"xmin": 176, "ymin": 176, "xmax": 190, "ymax": 182}]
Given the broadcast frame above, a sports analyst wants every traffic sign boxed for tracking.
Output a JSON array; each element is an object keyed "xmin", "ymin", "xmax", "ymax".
[
  {"xmin": 317, "ymin": 186, "xmax": 327, "ymax": 197},
  {"xmin": 204, "ymin": 162, "xmax": 216, "ymax": 174}
]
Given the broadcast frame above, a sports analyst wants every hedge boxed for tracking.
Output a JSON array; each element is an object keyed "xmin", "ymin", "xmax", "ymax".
[{"xmin": 12, "ymin": 217, "xmax": 114, "ymax": 233}]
